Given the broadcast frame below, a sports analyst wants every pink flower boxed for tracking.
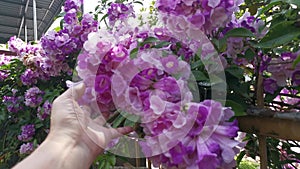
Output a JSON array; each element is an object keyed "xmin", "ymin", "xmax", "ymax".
[
  {"xmin": 142, "ymin": 100, "xmax": 240, "ymax": 168},
  {"xmin": 161, "ymin": 55, "xmax": 179, "ymax": 74},
  {"xmin": 208, "ymin": 0, "xmax": 221, "ymax": 8},
  {"xmin": 94, "ymin": 74, "xmax": 111, "ymax": 93},
  {"xmin": 110, "ymin": 45, "xmax": 128, "ymax": 62}
]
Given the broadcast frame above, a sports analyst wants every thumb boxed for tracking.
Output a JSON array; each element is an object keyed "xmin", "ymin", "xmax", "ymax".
[{"xmin": 110, "ymin": 126, "xmax": 134, "ymax": 139}]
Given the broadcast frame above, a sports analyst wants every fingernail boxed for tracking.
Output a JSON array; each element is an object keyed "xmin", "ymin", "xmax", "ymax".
[{"xmin": 66, "ymin": 80, "xmax": 83, "ymax": 88}]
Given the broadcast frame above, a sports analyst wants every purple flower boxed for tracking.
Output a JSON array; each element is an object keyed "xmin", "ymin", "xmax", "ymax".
[
  {"xmin": 24, "ymin": 87, "xmax": 44, "ymax": 107},
  {"xmin": 55, "ymin": 32, "xmax": 70, "ymax": 48},
  {"xmin": 110, "ymin": 45, "xmax": 128, "ymax": 62},
  {"xmin": 268, "ymin": 58, "xmax": 293, "ymax": 86},
  {"xmin": 141, "ymin": 100, "xmax": 240, "ymax": 168},
  {"xmin": 19, "ymin": 142, "xmax": 34, "ymax": 154},
  {"xmin": 107, "ymin": 3, "xmax": 135, "ymax": 26},
  {"xmin": 156, "ymin": 0, "xmax": 180, "ymax": 11},
  {"xmin": 94, "ymin": 74, "xmax": 111, "ymax": 93},
  {"xmin": 64, "ymin": 0, "xmax": 82, "ymax": 12},
  {"xmin": 21, "ymin": 69, "xmax": 39, "ymax": 86},
  {"xmin": 157, "ymin": 0, "xmax": 242, "ymax": 33},
  {"xmin": 260, "ymin": 54, "xmax": 271, "ymax": 72},
  {"xmin": 18, "ymin": 124, "xmax": 35, "ymax": 141},
  {"xmin": 0, "ymin": 54, "xmax": 17, "ymax": 66},
  {"xmin": 153, "ymin": 76, "xmax": 181, "ymax": 103},
  {"xmin": 263, "ymin": 78, "xmax": 278, "ymax": 94},
  {"xmin": 161, "ymin": 55, "xmax": 179, "ymax": 74},
  {"xmin": 2, "ymin": 95, "xmax": 24, "ymax": 113},
  {"xmin": 188, "ymin": 12, "xmax": 205, "ymax": 27},
  {"xmin": 281, "ymin": 52, "xmax": 296, "ymax": 60},
  {"xmin": 0, "ymin": 71, "xmax": 9, "ymax": 81},
  {"xmin": 8, "ymin": 36, "xmax": 26, "ymax": 54},
  {"xmin": 64, "ymin": 9, "xmax": 78, "ymax": 25},
  {"xmin": 81, "ymin": 13, "xmax": 98, "ymax": 30},
  {"xmin": 37, "ymin": 100, "xmax": 52, "ymax": 120},
  {"xmin": 292, "ymin": 70, "xmax": 300, "ymax": 86},
  {"xmin": 273, "ymin": 88, "xmax": 300, "ymax": 108}
]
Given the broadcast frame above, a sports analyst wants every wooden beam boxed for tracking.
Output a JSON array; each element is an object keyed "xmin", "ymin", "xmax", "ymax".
[{"xmin": 237, "ymin": 115, "xmax": 300, "ymax": 141}]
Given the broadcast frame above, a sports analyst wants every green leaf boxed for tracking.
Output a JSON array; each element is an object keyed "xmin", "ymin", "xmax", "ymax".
[
  {"xmin": 133, "ymin": 1, "xmax": 143, "ymax": 6},
  {"xmin": 112, "ymin": 114, "xmax": 126, "ymax": 128},
  {"xmin": 99, "ymin": 13, "xmax": 108, "ymax": 23},
  {"xmin": 141, "ymin": 37, "xmax": 158, "ymax": 44},
  {"xmin": 59, "ymin": 19, "xmax": 64, "ymax": 30},
  {"xmin": 271, "ymin": 0, "xmax": 300, "ymax": 7},
  {"xmin": 236, "ymin": 150, "xmax": 246, "ymax": 166},
  {"xmin": 249, "ymin": 4, "xmax": 259, "ymax": 15},
  {"xmin": 191, "ymin": 60, "xmax": 204, "ymax": 69},
  {"xmin": 192, "ymin": 70, "xmax": 208, "ymax": 81},
  {"xmin": 211, "ymin": 38, "xmax": 227, "ymax": 52},
  {"xmin": 98, "ymin": 161, "xmax": 105, "ymax": 169},
  {"xmin": 54, "ymin": 12, "xmax": 66, "ymax": 20},
  {"xmin": 35, "ymin": 122, "xmax": 43, "ymax": 129},
  {"xmin": 257, "ymin": 1, "xmax": 282, "ymax": 17},
  {"xmin": 54, "ymin": 26, "xmax": 61, "ymax": 32},
  {"xmin": 292, "ymin": 54, "xmax": 300, "ymax": 69},
  {"xmin": 130, "ymin": 48, "xmax": 139, "ymax": 59},
  {"xmin": 95, "ymin": 153, "xmax": 116, "ymax": 169},
  {"xmin": 265, "ymin": 89, "xmax": 282, "ymax": 103},
  {"xmin": 153, "ymin": 41, "xmax": 170, "ymax": 48},
  {"xmin": 244, "ymin": 49, "xmax": 255, "ymax": 61},
  {"xmin": 226, "ymin": 66, "xmax": 244, "ymax": 79},
  {"xmin": 226, "ymin": 100, "xmax": 246, "ymax": 116},
  {"xmin": 209, "ymin": 74, "xmax": 226, "ymax": 85},
  {"xmin": 254, "ymin": 21, "xmax": 300, "ymax": 48},
  {"xmin": 225, "ymin": 28, "xmax": 255, "ymax": 38},
  {"xmin": 107, "ymin": 155, "xmax": 116, "ymax": 165},
  {"xmin": 124, "ymin": 114, "xmax": 139, "ymax": 127}
]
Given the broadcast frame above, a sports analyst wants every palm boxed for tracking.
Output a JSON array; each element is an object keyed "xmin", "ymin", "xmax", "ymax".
[{"xmin": 50, "ymin": 83, "xmax": 132, "ymax": 155}]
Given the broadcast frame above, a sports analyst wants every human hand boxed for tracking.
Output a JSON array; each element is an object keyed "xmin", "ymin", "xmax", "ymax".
[{"xmin": 48, "ymin": 82, "xmax": 133, "ymax": 166}]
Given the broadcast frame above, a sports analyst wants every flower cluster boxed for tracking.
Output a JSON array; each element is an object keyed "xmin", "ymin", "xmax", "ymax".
[
  {"xmin": 262, "ymin": 51, "xmax": 300, "ymax": 96},
  {"xmin": 7, "ymin": 36, "xmax": 26, "ymax": 54},
  {"xmin": 41, "ymin": 0, "xmax": 98, "ymax": 76},
  {"xmin": 19, "ymin": 142, "xmax": 34, "ymax": 154},
  {"xmin": 24, "ymin": 87, "xmax": 44, "ymax": 108},
  {"xmin": 156, "ymin": 0, "xmax": 243, "ymax": 34},
  {"xmin": 0, "ymin": 54, "xmax": 17, "ymax": 66},
  {"xmin": 0, "ymin": 54, "xmax": 15, "ymax": 80},
  {"xmin": 76, "ymin": 5, "xmax": 240, "ymax": 167},
  {"xmin": 107, "ymin": 3, "xmax": 135, "ymax": 26},
  {"xmin": 265, "ymin": 52, "xmax": 300, "ymax": 89},
  {"xmin": 64, "ymin": 0, "xmax": 83, "ymax": 12},
  {"xmin": 272, "ymin": 88, "xmax": 300, "ymax": 111},
  {"xmin": 17, "ymin": 124, "xmax": 35, "ymax": 142},
  {"xmin": 2, "ymin": 95, "xmax": 24, "ymax": 113},
  {"xmin": 219, "ymin": 12, "xmax": 299, "ymax": 111},
  {"xmin": 221, "ymin": 12, "xmax": 267, "ymax": 66},
  {"xmin": 17, "ymin": 124, "xmax": 36, "ymax": 154},
  {"xmin": 7, "ymin": 37, "xmax": 52, "ymax": 85},
  {"xmin": 142, "ymin": 100, "xmax": 240, "ymax": 168},
  {"xmin": 37, "ymin": 100, "xmax": 52, "ymax": 120}
]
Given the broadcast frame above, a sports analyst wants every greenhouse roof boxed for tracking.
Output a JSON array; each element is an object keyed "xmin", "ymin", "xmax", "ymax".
[{"xmin": 0, "ymin": 0, "xmax": 64, "ymax": 44}]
